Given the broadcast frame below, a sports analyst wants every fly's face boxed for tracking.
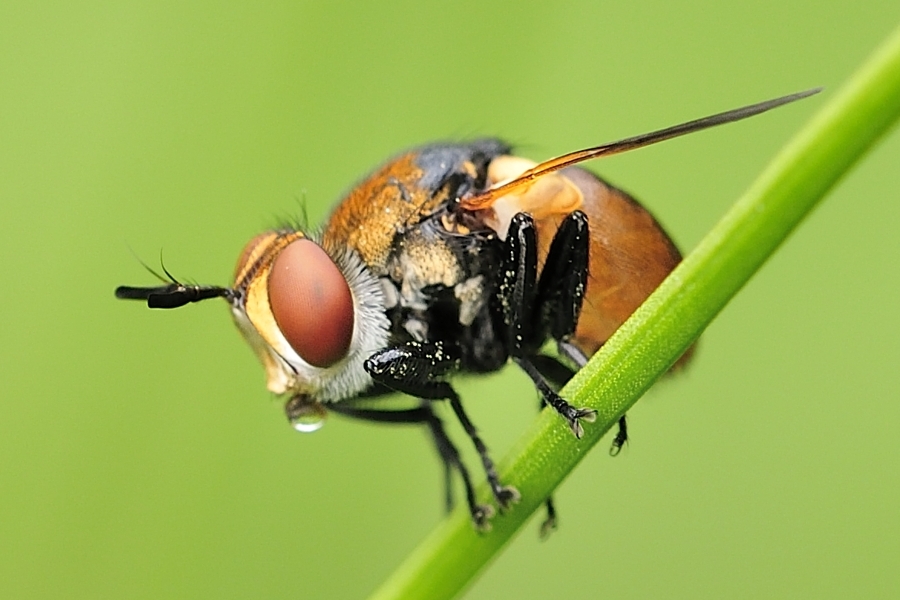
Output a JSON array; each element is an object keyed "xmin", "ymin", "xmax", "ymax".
[
  {"xmin": 228, "ymin": 229, "xmax": 390, "ymax": 428},
  {"xmin": 115, "ymin": 227, "xmax": 393, "ymax": 430}
]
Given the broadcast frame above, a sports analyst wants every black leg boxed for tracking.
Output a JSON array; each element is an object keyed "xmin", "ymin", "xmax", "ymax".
[
  {"xmin": 530, "ymin": 354, "xmax": 576, "ymax": 387},
  {"xmin": 499, "ymin": 212, "xmax": 539, "ymax": 353},
  {"xmin": 609, "ymin": 415, "xmax": 628, "ymax": 456},
  {"xmin": 446, "ymin": 394, "xmax": 520, "ymax": 511},
  {"xmin": 530, "ymin": 354, "xmax": 579, "ymax": 536},
  {"xmin": 501, "ymin": 213, "xmax": 597, "ymax": 438},
  {"xmin": 504, "ymin": 210, "xmax": 588, "ymax": 350},
  {"xmin": 364, "ymin": 340, "xmax": 460, "ymax": 400},
  {"xmin": 534, "ymin": 210, "xmax": 590, "ymax": 341},
  {"xmin": 364, "ymin": 341, "xmax": 517, "ymax": 528},
  {"xmin": 541, "ymin": 496, "xmax": 558, "ymax": 539},
  {"xmin": 558, "ymin": 340, "xmax": 629, "ymax": 455},
  {"xmin": 529, "ymin": 353, "xmax": 626, "ymax": 532},
  {"xmin": 557, "ymin": 340, "xmax": 588, "ymax": 369},
  {"xmin": 514, "ymin": 357, "xmax": 596, "ymax": 439},
  {"xmin": 328, "ymin": 402, "xmax": 489, "ymax": 524}
]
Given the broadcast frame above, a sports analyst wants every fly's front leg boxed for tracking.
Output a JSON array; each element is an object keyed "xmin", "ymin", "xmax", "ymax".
[
  {"xmin": 328, "ymin": 402, "xmax": 477, "ymax": 518},
  {"xmin": 502, "ymin": 213, "xmax": 597, "ymax": 437},
  {"xmin": 364, "ymin": 341, "xmax": 519, "ymax": 528},
  {"xmin": 363, "ymin": 340, "xmax": 459, "ymax": 401},
  {"xmin": 529, "ymin": 354, "xmax": 578, "ymax": 537},
  {"xmin": 528, "ymin": 353, "xmax": 624, "ymax": 532},
  {"xmin": 446, "ymin": 392, "xmax": 520, "ymax": 515}
]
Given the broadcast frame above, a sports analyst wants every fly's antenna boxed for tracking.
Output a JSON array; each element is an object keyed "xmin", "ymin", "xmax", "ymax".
[{"xmin": 115, "ymin": 248, "xmax": 234, "ymax": 309}]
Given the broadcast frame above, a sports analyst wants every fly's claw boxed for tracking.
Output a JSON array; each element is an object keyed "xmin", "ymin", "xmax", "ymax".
[
  {"xmin": 566, "ymin": 407, "xmax": 597, "ymax": 439},
  {"xmin": 539, "ymin": 514, "xmax": 558, "ymax": 540},
  {"xmin": 609, "ymin": 415, "xmax": 628, "ymax": 456},
  {"xmin": 471, "ymin": 485, "xmax": 519, "ymax": 531},
  {"xmin": 494, "ymin": 485, "xmax": 521, "ymax": 511},
  {"xmin": 472, "ymin": 504, "xmax": 496, "ymax": 532}
]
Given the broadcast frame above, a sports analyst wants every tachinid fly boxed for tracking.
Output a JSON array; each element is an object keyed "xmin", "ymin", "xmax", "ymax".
[{"xmin": 117, "ymin": 88, "xmax": 819, "ymax": 532}]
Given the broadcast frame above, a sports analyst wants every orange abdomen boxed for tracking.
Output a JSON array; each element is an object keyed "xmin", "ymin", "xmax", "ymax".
[{"xmin": 539, "ymin": 168, "xmax": 683, "ymax": 358}]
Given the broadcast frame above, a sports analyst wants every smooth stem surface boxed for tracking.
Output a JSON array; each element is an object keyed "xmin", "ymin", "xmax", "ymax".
[{"xmin": 370, "ymin": 22, "xmax": 900, "ymax": 600}]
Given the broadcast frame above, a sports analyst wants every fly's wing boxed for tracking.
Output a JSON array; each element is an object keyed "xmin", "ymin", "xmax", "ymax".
[{"xmin": 460, "ymin": 88, "xmax": 820, "ymax": 217}]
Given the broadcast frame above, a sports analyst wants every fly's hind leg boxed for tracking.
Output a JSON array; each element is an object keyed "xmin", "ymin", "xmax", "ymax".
[
  {"xmin": 502, "ymin": 212, "xmax": 597, "ymax": 437},
  {"xmin": 609, "ymin": 415, "xmax": 628, "ymax": 456},
  {"xmin": 364, "ymin": 340, "xmax": 519, "ymax": 529}
]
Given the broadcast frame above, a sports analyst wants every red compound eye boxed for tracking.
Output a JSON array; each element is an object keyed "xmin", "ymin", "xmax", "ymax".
[{"xmin": 267, "ymin": 239, "xmax": 354, "ymax": 368}]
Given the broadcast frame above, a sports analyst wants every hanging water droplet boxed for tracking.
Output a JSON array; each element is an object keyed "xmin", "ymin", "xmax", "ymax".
[
  {"xmin": 284, "ymin": 394, "xmax": 327, "ymax": 433},
  {"xmin": 290, "ymin": 412, "xmax": 325, "ymax": 433}
]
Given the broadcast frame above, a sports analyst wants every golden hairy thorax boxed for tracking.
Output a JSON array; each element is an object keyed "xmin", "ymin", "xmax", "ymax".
[{"xmin": 323, "ymin": 153, "xmax": 457, "ymax": 271}]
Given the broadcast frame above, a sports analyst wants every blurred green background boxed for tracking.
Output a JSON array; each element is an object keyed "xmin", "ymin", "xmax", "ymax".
[{"xmin": 2, "ymin": 2, "xmax": 899, "ymax": 598}]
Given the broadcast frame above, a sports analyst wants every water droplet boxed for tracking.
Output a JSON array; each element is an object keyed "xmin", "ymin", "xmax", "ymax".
[
  {"xmin": 290, "ymin": 413, "xmax": 325, "ymax": 433},
  {"xmin": 284, "ymin": 395, "xmax": 327, "ymax": 433}
]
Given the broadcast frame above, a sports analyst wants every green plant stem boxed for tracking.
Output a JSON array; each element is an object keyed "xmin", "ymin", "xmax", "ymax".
[{"xmin": 370, "ymin": 23, "xmax": 900, "ymax": 600}]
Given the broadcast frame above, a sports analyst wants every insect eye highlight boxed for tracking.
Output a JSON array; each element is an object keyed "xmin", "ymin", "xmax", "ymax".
[{"xmin": 267, "ymin": 239, "xmax": 354, "ymax": 368}]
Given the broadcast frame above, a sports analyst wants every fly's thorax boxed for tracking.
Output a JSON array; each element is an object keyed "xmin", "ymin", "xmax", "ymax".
[
  {"xmin": 321, "ymin": 140, "xmax": 510, "ymax": 272},
  {"xmin": 321, "ymin": 152, "xmax": 450, "ymax": 271},
  {"xmin": 371, "ymin": 211, "xmax": 506, "ymax": 373},
  {"xmin": 230, "ymin": 229, "xmax": 390, "ymax": 404},
  {"xmin": 309, "ymin": 141, "xmax": 512, "ymax": 354}
]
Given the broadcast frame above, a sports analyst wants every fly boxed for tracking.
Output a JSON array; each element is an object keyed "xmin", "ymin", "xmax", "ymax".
[{"xmin": 117, "ymin": 88, "xmax": 819, "ymax": 532}]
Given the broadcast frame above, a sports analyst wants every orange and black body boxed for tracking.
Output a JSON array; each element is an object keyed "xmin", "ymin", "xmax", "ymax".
[
  {"xmin": 322, "ymin": 140, "xmax": 684, "ymax": 362},
  {"xmin": 323, "ymin": 140, "xmax": 516, "ymax": 375},
  {"xmin": 115, "ymin": 89, "xmax": 818, "ymax": 530}
]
